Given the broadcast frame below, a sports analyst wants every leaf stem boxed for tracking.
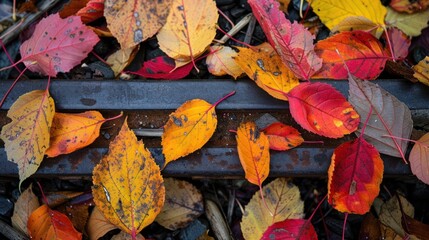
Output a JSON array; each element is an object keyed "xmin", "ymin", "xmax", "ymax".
[
  {"xmin": 0, "ymin": 38, "xmax": 22, "ymax": 74},
  {"xmin": 104, "ymin": 112, "xmax": 124, "ymax": 123},
  {"xmin": 211, "ymin": 90, "xmax": 236, "ymax": 108},
  {"xmin": 0, "ymin": 65, "xmax": 29, "ymax": 108},
  {"xmin": 383, "ymin": 26, "xmax": 396, "ymax": 62},
  {"xmin": 342, "ymin": 213, "xmax": 348, "ymax": 240},
  {"xmin": 381, "ymin": 134, "xmax": 418, "ymax": 145}
]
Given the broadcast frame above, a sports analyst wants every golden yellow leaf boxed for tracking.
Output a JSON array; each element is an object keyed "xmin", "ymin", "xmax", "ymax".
[
  {"xmin": 311, "ymin": 0, "xmax": 386, "ymax": 36},
  {"xmin": 206, "ymin": 46, "xmax": 243, "ymax": 79},
  {"xmin": 331, "ymin": 16, "xmax": 379, "ymax": 37},
  {"xmin": 386, "ymin": 7, "xmax": 429, "ymax": 36},
  {"xmin": 155, "ymin": 178, "xmax": 204, "ymax": 230},
  {"xmin": 107, "ymin": 46, "xmax": 139, "ymax": 77},
  {"xmin": 235, "ymin": 44, "xmax": 299, "ymax": 101},
  {"xmin": 45, "ymin": 111, "xmax": 105, "ymax": 157},
  {"xmin": 240, "ymin": 178, "xmax": 304, "ymax": 240},
  {"xmin": 92, "ymin": 120, "xmax": 165, "ymax": 237},
  {"xmin": 104, "ymin": 0, "xmax": 173, "ymax": 49},
  {"xmin": 236, "ymin": 122, "xmax": 270, "ymax": 186},
  {"xmin": 157, "ymin": 0, "xmax": 218, "ymax": 62},
  {"xmin": 413, "ymin": 56, "xmax": 429, "ymax": 86},
  {"xmin": 11, "ymin": 184, "xmax": 39, "ymax": 236},
  {"xmin": 0, "ymin": 90, "xmax": 55, "ymax": 188}
]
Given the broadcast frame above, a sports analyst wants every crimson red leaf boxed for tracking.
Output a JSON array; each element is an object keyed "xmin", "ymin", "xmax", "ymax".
[
  {"xmin": 131, "ymin": 56, "xmax": 193, "ymax": 80},
  {"xmin": 261, "ymin": 219, "xmax": 318, "ymax": 240},
  {"xmin": 248, "ymin": 0, "xmax": 322, "ymax": 80},
  {"xmin": 19, "ymin": 13, "xmax": 99, "ymax": 77}
]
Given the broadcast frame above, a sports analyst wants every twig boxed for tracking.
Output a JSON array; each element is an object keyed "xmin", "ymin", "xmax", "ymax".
[
  {"xmin": 217, "ymin": 13, "xmax": 253, "ymax": 45},
  {"xmin": 132, "ymin": 128, "xmax": 163, "ymax": 137},
  {"xmin": 243, "ymin": 15, "xmax": 256, "ymax": 45}
]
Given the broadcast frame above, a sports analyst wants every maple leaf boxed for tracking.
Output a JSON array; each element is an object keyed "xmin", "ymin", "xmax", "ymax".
[
  {"xmin": 92, "ymin": 120, "xmax": 165, "ymax": 238},
  {"xmin": 248, "ymin": 0, "xmax": 322, "ymax": 80},
  {"xmin": 19, "ymin": 13, "xmax": 99, "ymax": 77},
  {"xmin": 0, "ymin": 90, "xmax": 55, "ymax": 188},
  {"xmin": 104, "ymin": 0, "xmax": 172, "ymax": 49},
  {"xmin": 261, "ymin": 219, "xmax": 318, "ymax": 240}
]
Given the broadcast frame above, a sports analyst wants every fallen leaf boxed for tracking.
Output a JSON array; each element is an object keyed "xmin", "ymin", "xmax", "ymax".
[
  {"xmin": 162, "ymin": 91, "xmax": 234, "ymax": 166},
  {"xmin": 106, "ymin": 46, "xmax": 139, "ymax": 77},
  {"xmin": 206, "ymin": 46, "xmax": 243, "ymax": 79},
  {"xmin": 155, "ymin": 178, "xmax": 204, "ymax": 230},
  {"xmin": 359, "ymin": 213, "xmax": 382, "ymax": 240},
  {"xmin": 261, "ymin": 219, "xmax": 318, "ymax": 240},
  {"xmin": 331, "ymin": 16, "xmax": 378, "ymax": 36},
  {"xmin": 56, "ymin": 203, "xmax": 90, "ymax": 233},
  {"xmin": 348, "ymin": 76, "xmax": 413, "ymax": 160},
  {"xmin": 384, "ymin": 27, "xmax": 411, "ymax": 60},
  {"xmin": 59, "ymin": 0, "xmax": 89, "ymax": 18},
  {"xmin": 111, "ymin": 231, "xmax": 145, "ymax": 240},
  {"xmin": 28, "ymin": 204, "xmax": 82, "ymax": 239},
  {"xmin": 262, "ymin": 122, "xmax": 304, "ymax": 151},
  {"xmin": 241, "ymin": 178, "xmax": 304, "ymax": 240},
  {"xmin": 19, "ymin": 13, "xmax": 99, "ymax": 77},
  {"xmin": 11, "ymin": 184, "xmax": 40, "ymax": 236},
  {"xmin": 60, "ymin": 0, "xmax": 104, "ymax": 24},
  {"xmin": 0, "ymin": 90, "xmax": 55, "ymax": 188},
  {"xmin": 45, "ymin": 111, "xmax": 106, "ymax": 157},
  {"xmin": 92, "ymin": 120, "xmax": 165, "ymax": 237},
  {"xmin": 402, "ymin": 213, "xmax": 429, "ymax": 239},
  {"xmin": 311, "ymin": 0, "xmax": 386, "ymax": 37},
  {"xmin": 157, "ymin": 0, "xmax": 218, "ymax": 63},
  {"xmin": 390, "ymin": 0, "xmax": 429, "ymax": 13},
  {"xmin": 314, "ymin": 31, "xmax": 389, "ymax": 80},
  {"xmin": 409, "ymin": 132, "xmax": 429, "ymax": 184},
  {"xmin": 45, "ymin": 191, "xmax": 84, "ymax": 208},
  {"xmin": 413, "ymin": 56, "xmax": 429, "ymax": 86},
  {"xmin": 236, "ymin": 122, "xmax": 270, "ymax": 187},
  {"xmin": 86, "ymin": 207, "xmax": 117, "ymax": 240},
  {"xmin": 385, "ymin": 6, "xmax": 429, "ymax": 36},
  {"xmin": 248, "ymin": 0, "xmax": 322, "ymax": 80},
  {"xmin": 104, "ymin": 0, "xmax": 172, "ymax": 49},
  {"xmin": 235, "ymin": 45, "xmax": 300, "ymax": 101},
  {"xmin": 379, "ymin": 195, "xmax": 414, "ymax": 238},
  {"xmin": 131, "ymin": 56, "xmax": 193, "ymax": 80},
  {"xmin": 328, "ymin": 137, "xmax": 384, "ymax": 214},
  {"xmin": 288, "ymin": 82, "xmax": 360, "ymax": 138}
]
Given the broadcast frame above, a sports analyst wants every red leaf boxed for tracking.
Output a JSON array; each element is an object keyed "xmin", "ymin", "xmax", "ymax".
[
  {"xmin": 248, "ymin": 0, "xmax": 322, "ymax": 80},
  {"xmin": 328, "ymin": 137, "xmax": 384, "ymax": 214},
  {"xmin": 77, "ymin": 0, "xmax": 104, "ymax": 24},
  {"xmin": 383, "ymin": 27, "xmax": 411, "ymax": 60},
  {"xmin": 131, "ymin": 56, "xmax": 193, "ymax": 80},
  {"xmin": 262, "ymin": 122, "xmax": 304, "ymax": 151},
  {"xmin": 19, "ymin": 13, "xmax": 99, "ymax": 77},
  {"xmin": 314, "ymin": 31, "xmax": 389, "ymax": 80},
  {"xmin": 288, "ymin": 82, "xmax": 360, "ymax": 138},
  {"xmin": 261, "ymin": 219, "xmax": 318, "ymax": 240}
]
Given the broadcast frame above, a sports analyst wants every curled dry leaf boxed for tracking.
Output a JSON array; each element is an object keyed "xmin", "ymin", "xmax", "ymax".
[
  {"xmin": 314, "ymin": 31, "xmax": 389, "ymax": 80},
  {"xmin": 241, "ymin": 178, "xmax": 304, "ymax": 240},
  {"xmin": 45, "ymin": 111, "xmax": 106, "ymax": 157},
  {"xmin": 236, "ymin": 122, "xmax": 270, "ymax": 187},
  {"xmin": 92, "ymin": 120, "xmax": 165, "ymax": 237},
  {"xmin": 385, "ymin": 7, "xmax": 429, "ymax": 37},
  {"xmin": 409, "ymin": 133, "xmax": 429, "ymax": 184},
  {"xmin": 11, "ymin": 184, "xmax": 39, "ymax": 236},
  {"xmin": 107, "ymin": 46, "xmax": 139, "ymax": 77},
  {"xmin": 328, "ymin": 137, "xmax": 384, "ymax": 214},
  {"xmin": 413, "ymin": 56, "xmax": 429, "ymax": 87},
  {"xmin": 288, "ymin": 82, "xmax": 360, "ymax": 138},
  {"xmin": 104, "ymin": 0, "xmax": 172, "ymax": 49},
  {"xmin": 0, "ymin": 90, "xmax": 55, "ymax": 188},
  {"xmin": 28, "ymin": 204, "xmax": 82, "ymax": 239},
  {"xmin": 19, "ymin": 13, "xmax": 99, "ymax": 77},
  {"xmin": 261, "ymin": 219, "xmax": 318, "ymax": 240},
  {"xmin": 206, "ymin": 46, "xmax": 243, "ymax": 79},
  {"xmin": 157, "ymin": 0, "xmax": 218, "ymax": 63},
  {"xmin": 156, "ymin": 178, "xmax": 204, "ymax": 230},
  {"xmin": 379, "ymin": 195, "xmax": 414, "ymax": 238},
  {"xmin": 262, "ymin": 122, "xmax": 304, "ymax": 151},
  {"xmin": 235, "ymin": 45, "xmax": 299, "ymax": 101}
]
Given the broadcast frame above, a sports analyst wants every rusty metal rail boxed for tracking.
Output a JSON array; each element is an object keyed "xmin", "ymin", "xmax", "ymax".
[{"xmin": 1, "ymin": 79, "xmax": 428, "ymax": 178}]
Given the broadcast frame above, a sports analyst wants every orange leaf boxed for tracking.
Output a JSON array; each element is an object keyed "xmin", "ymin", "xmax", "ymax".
[
  {"xmin": 409, "ymin": 133, "xmax": 429, "ymax": 184},
  {"xmin": 262, "ymin": 122, "xmax": 304, "ymax": 151},
  {"xmin": 157, "ymin": 0, "xmax": 218, "ymax": 63},
  {"xmin": 206, "ymin": 46, "xmax": 243, "ymax": 79},
  {"xmin": 236, "ymin": 122, "xmax": 270, "ymax": 186},
  {"xmin": 45, "ymin": 111, "xmax": 105, "ymax": 157},
  {"xmin": 28, "ymin": 204, "xmax": 82, "ymax": 240},
  {"xmin": 328, "ymin": 137, "xmax": 384, "ymax": 214},
  {"xmin": 235, "ymin": 44, "xmax": 300, "ymax": 101},
  {"xmin": 288, "ymin": 82, "xmax": 360, "ymax": 138},
  {"xmin": 104, "ymin": 0, "xmax": 173, "ymax": 49},
  {"xmin": 60, "ymin": 0, "xmax": 104, "ymax": 24},
  {"xmin": 92, "ymin": 120, "xmax": 165, "ymax": 237}
]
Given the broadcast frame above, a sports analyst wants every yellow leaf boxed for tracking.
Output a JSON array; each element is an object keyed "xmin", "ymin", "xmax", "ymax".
[
  {"xmin": 11, "ymin": 184, "xmax": 39, "ymax": 236},
  {"xmin": 413, "ymin": 56, "xmax": 429, "ymax": 86},
  {"xmin": 157, "ymin": 0, "xmax": 218, "ymax": 62},
  {"xmin": 331, "ymin": 16, "xmax": 379, "ymax": 37},
  {"xmin": 0, "ymin": 90, "xmax": 55, "ymax": 188},
  {"xmin": 45, "ymin": 111, "xmax": 105, "ymax": 157},
  {"xmin": 235, "ymin": 44, "xmax": 299, "ymax": 101},
  {"xmin": 236, "ymin": 122, "xmax": 270, "ymax": 186},
  {"xmin": 311, "ymin": 0, "xmax": 386, "ymax": 36},
  {"xmin": 240, "ymin": 178, "xmax": 304, "ymax": 240},
  {"xmin": 92, "ymin": 120, "xmax": 165, "ymax": 236},
  {"xmin": 155, "ymin": 178, "xmax": 204, "ymax": 230},
  {"xmin": 386, "ymin": 7, "xmax": 429, "ymax": 36},
  {"xmin": 104, "ymin": 0, "xmax": 173, "ymax": 49},
  {"xmin": 106, "ymin": 46, "xmax": 139, "ymax": 77},
  {"xmin": 206, "ymin": 46, "xmax": 243, "ymax": 79}
]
